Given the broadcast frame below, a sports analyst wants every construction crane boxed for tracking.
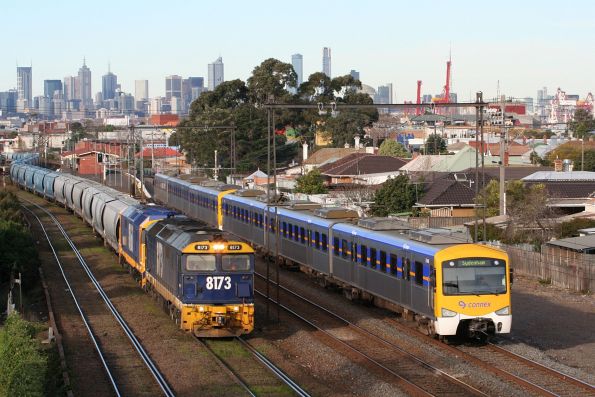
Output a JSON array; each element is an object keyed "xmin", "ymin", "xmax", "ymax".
[
  {"xmin": 432, "ymin": 55, "xmax": 451, "ymax": 104},
  {"xmin": 416, "ymin": 80, "xmax": 422, "ymax": 115}
]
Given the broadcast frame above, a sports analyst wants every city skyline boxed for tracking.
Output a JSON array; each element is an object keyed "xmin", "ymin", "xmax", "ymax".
[{"xmin": 2, "ymin": 0, "xmax": 594, "ymax": 102}]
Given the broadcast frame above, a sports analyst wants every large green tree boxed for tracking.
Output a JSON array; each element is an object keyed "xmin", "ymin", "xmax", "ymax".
[
  {"xmin": 424, "ymin": 134, "xmax": 447, "ymax": 154},
  {"xmin": 378, "ymin": 139, "xmax": 409, "ymax": 157},
  {"xmin": 247, "ymin": 58, "xmax": 297, "ymax": 105},
  {"xmin": 294, "ymin": 169, "xmax": 327, "ymax": 194},
  {"xmin": 568, "ymin": 109, "xmax": 595, "ymax": 139},
  {"xmin": 369, "ymin": 175, "xmax": 418, "ymax": 216}
]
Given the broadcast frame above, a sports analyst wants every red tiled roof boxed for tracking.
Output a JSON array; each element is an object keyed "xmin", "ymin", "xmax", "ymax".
[
  {"xmin": 135, "ymin": 147, "xmax": 181, "ymax": 158},
  {"xmin": 468, "ymin": 141, "xmax": 531, "ymax": 156}
]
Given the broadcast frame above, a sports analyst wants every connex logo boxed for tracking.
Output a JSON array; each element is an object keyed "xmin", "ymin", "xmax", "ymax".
[
  {"xmin": 458, "ymin": 301, "xmax": 466, "ymax": 309},
  {"xmin": 459, "ymin": 301, "xmax": 491, "ymax": 309}
]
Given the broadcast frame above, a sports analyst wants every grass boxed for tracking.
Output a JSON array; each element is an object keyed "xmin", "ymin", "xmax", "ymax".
[
  {"xmin": 206, "ymin": 339, "xmax": 251, "ymax": 358},
  {"xmin": 538, "ymin": 278, "xmax": 552, "ymax": 285}
]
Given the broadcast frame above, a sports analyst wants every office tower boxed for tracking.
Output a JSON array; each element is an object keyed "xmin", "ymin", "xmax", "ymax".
[
  {"xmin": 291, "ymin": 54, "xmax": 303, "ymax": 87},
  {"xmin": 37, "ymin": 96, "xmax": 51, "ymax": 117},
  {"xmin": 208, "ymin": 57, "xmax": 224, "ymax": 90},
  {"xmin": 322, "ymin": 47, "xmax": 331, "ymax": 78},
  {"xmin": 165, "ymin": 75, "xmax": 183, "ymax": 102},
  {"xmin": 44, "ymin": 80, "xmax": 62, "ymax": 98},
  {"xmin": 63, "ymin": 76, "xmax": 76, "ymax": 100},
  {"xmin": 350, "ymin": 70, "xmax": 360, "ymax": 81},
  {"xmin": 135, "ymin": 80, "xmax": 149, "ymax": 101},
  {"xmin": 102, "ymin": 69, "xmax": 118, "ymax": 100},
  {"xmin": 77, "ymin": 59, "xmax": 92, "ymax": 107},
  {"xmin": 375, "ymin": 85, "xmax": 391, "ymax": 104},
  {"xmin": 184, "ymin": 77, "xmax": 204, "ymax": 105},
  {"xmin": 17, "ymin": 66, "xmax": 33, "ymax": 105},
  {"xmin": 119, "ymin": 94, "xmax": 134, "ymax": 114},
  {"xmin": 0, "ymin": 90, "xmax": 18, "ymax": 114},
  {"xmin": 386, "ymin": 83, "xmax": 393, "ymax": 103},
  {"xmin": 149, "ymin": 97, "xmax": 162, "ymax": 115}
]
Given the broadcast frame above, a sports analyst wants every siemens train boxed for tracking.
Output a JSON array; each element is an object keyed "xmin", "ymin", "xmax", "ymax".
[
  {"xmin": 154, "ymin": 173, "xmax": 512, "ymax": 339},
  {"xmin": 10, "ymin": 160, "xmax": 255, "ymax": 337}
]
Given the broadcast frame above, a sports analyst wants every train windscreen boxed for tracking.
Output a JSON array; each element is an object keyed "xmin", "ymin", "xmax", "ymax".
[{"xmin": 442, "ymin": 258, "xmax": 506, "ymax": 295}]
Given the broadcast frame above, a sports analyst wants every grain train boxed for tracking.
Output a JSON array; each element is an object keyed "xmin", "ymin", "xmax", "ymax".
[
  {"xmin": 154, "ymin": 173, "xmax": 512, "ymax": 339},
  {"xmin": 10, "ymin": 160, "xmax": 254, "ymax": 337}
]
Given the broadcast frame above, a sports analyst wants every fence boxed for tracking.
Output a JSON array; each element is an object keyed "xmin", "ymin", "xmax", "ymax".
[
  {"xmin": 490, "ymin": 243, "xmax": 594, "ymax": 293},
  {"xmin": 406, "ymin": 216, "xmax": 476, "ymax": 229}
]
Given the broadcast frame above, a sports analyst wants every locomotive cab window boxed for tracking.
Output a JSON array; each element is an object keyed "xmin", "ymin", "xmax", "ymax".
[
  {"xmin": 221, "ymin": 255, "xmax": 251, "ymax": 271},
  {"xmin": 185, "ymin": 255, "xmax": 217, "ymax": 271},
  {"xmin": 442, "ymin": 258, "xmax": 507, "ymax": 295}
]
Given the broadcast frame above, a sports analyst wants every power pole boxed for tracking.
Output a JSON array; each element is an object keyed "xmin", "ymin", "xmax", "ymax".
[{"xmin": 499, "ymin": 98, "xmax": 506, "ymax": 216}]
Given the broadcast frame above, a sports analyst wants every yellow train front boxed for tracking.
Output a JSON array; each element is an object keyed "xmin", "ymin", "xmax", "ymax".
[
  {"xmin": 433, "ymin": 244, "xmax": 511, "ymax": 339},
  {"xmin": 143, "ymin": 217, "xmax": 255, "ymax": 337}
]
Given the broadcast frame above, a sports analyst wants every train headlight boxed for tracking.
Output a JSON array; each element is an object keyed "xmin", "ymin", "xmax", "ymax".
[
  {"xmin": 199, "ymin": 306, "xmax": 205, "ymax": 312},
  {"xmin": 441, "ymin": 308, "xmax": 457, "ymax": 317},
  {"xmin": 495, "ymin": 306, "xmax": 510, "ymax": 315},
  {"xmin": 213, "ymin": 243, "xmax": 225, "ymax": 251},
  {"xmin": 233, "ymin": 306, "xmax": 239, "ymax": 312}
]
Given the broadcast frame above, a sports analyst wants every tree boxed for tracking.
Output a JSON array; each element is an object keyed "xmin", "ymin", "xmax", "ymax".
[
  {"xmin": 378, "ymin": 139, "xmax": 409, "ymax": 157},
  {"xmin": 546, "ymin": 141, "xmax": 595, "ymax": 169},
  {"xmin": 424, "ymin": 134, "xmax": 447, "ymax": 154},
  {"xmin": 568, "ymin": 109, "xmax": 595, "ymax": 139},
  {"xmin": 247, "ymin": 58, "xmax": 297, "ymax": 104},
  {"xmin": 369, "ymin": 174, "xmax": 418, "ymax": 216},
  {"xmin": 294, "ymin": 169, "xmax": 327, "ymax": 194}
]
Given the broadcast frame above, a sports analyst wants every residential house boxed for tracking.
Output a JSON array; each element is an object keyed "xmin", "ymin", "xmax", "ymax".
[{"xmin": 318, "ymin": 153, "xmax": 409, "ymax": 185}]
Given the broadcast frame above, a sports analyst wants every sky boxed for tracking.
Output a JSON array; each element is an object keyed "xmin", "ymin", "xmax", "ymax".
[{"xmin": 2, "ymin": 0, "xmax": 594, "ymax": 103}]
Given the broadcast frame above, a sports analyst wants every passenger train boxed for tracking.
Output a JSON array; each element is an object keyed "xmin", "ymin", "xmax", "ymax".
[
  {"xmin": 154, "ymin": 173, "xmax": 513, "ymax": 339},
  {"xmin": 10, "ymin": 159, "xmax": 255, "ymax": 337}
]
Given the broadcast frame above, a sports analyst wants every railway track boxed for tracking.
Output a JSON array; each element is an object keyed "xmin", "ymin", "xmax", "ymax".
[
  {"xmin": 21, "ymin": 196, "xmax": 175, "ymax": 397},
  {"xmin": 198, "ymin": 337, "xmax": 311, "ymax": 397},
  {"xmin": 255, "ymin": 271, "xmax": 486, "ymax": 397}
]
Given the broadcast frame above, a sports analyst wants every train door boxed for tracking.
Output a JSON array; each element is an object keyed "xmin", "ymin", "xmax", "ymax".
[{"xmin": 401, "ymin": 250, "xmax": 412, "ymax": 308}]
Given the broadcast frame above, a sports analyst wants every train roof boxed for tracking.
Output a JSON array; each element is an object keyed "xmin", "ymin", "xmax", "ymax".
[
  {"xmin": 121, "ymin": 205, "xmax": 178, "ymax": 227},
  {"xmin": 146, "ymin": 216, "xmax": 227, "ymax": 252}
]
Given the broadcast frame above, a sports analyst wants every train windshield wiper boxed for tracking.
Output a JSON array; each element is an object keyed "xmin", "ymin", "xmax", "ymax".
[{"xmin": 443, "ymin": 281, "xmax": 459, "ymax": 290}]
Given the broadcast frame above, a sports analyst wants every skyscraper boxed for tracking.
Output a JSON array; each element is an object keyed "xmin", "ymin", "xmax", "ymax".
[
  {"xmin": 291, "ymin": 54, "xmax": 303, "ymax": 87},
  {"xmin": 322, "ymin": 47, "xmax": 331, "ymax": 78},
  {"xmin": 63, "ymin": 76, "xmax": 76, "ymax": 101},
  {"xmin": 17, "ymin": 66, "xmax": 32, "ymax": 105},
  {"xmin": 77, "ymin": 59, "xmax": 92, "ymax": 107},
  {"xmin": 184, "ymin": 77, "xmax": 204, "ymax": 104},
  {"xmin": 165, "ymin": 75, "xmax": 183, "ymax": 100},
  {"xmin": 208, "ymin": 57, "xmax": 224, "ymax": 91},
  {"xmin": 135, "ymin": 80, "xmax": 149, "ymax": 112},
  {"xmin": 44, "ymin": 80, "xmax": 62, "ymax": 98},
  {"xmin": 350, "ymin": 70, "xmax": 360, "ymax": 81},
  {"xmin": 102, "ymin": 67, "xmax": 118, "ymax": 100}
]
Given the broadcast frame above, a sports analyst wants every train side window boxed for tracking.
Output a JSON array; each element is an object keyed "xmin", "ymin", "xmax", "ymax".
[
  {"xmin": 259, "ymin": 214, "xmax": 264, "ymax": 228},
  {"xmin": 414, "ymin": 261, "xmax": 423, "ymax": 286},
  {"xmin": 321, "ymin": 234, "xmax": 328, "ymax": 251},
  {"xmin": 390, "ymin": 254, "xmax": 398, "ymax": 276},
  {"xmin": 314, "ymin": 231, "xmax": 320, "ymax": 249},
  {"xmin": 270, "ymin": 218, "xmax": 276, "ymax": 233},
  {"xmin": 360, "ymin": 244, "xmax": 368, "ymax": 265},
  {"xmin": 379, "ymin": 250, "xmax": 387, "ymax": 272},
  {"xmin": 370, "ymin": 247, "xmax": 377, "ymax": 269},
  {"xmin": 341, "ymin": 239, "xmax": 349, "ymax": 258},
  {"xmin": 294, "ymin": 225, "xmax": 299, "ymax": 241},
  {"xmin": 282, "ymin": 222, "xmax": 287, "ymax": 237},
  {"xmin": 333, "ymin": 237, "xmax": 340, "ymax": 256},
  {"xmin": 351, "ymin": 243, "xmax": 357, "ymax": 262},
  {"xmin": 300, "ymin": 227, "xmax": 306, "ymax": 244},
  {"xmin": 404, "ymin": 258, "xmax": 410, "ymax": 280}
]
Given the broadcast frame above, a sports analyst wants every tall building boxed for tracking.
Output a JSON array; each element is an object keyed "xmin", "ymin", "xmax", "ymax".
[
  {"xmin": 17, "ymin": 66, "xmax": 33, "ymax": 105},
  {"xmin": 77, "ymin": 59, "xmax": 92, "ymax": 107},
  {"xmin": 291, "ymin": 54, "xmax": 303, "ymax": 87},
  {"xmin": 165, "ymin": 75, "xmax": 183, "ymax": 101},
  {"xmin": 135, "ymin": 80, "xmax": 149, "ymax": 101},
  {"xmin": 63, "ymin": 76, "xmax": 76, "ymax": 101},
  {"xmin": 0, "ymin": 90, "xmax": 18, "ymax": 114},
  {"xmin": 208, "ymin": 57, "xmax": 224, "ymax": 91},
  {"xmin": 44, "ymin": 80, "xmax": 62, "ymax": 98},
  {"xmin": 350, "ymin": 69, "xmax": 360, "ymax": 81},
  {"xmin": 102, "ymin": 68, "xmax": 118, "ymax": 100},
  {"xmin": 184, "ymin": 77, "xmax": 204, "ymax": 105},
  {"xmin": 322, "ymin": 47, "xmax": 331, "ymax": 78}
]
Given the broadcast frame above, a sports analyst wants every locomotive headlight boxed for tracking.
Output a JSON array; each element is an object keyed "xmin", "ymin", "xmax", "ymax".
[
  {"xmin": 199, "ymin": 306, "xmax": 205, "ymax": 312},
  {"xmin": 495, "ymin": 306, "xmax": 510, "ymax": 315},
  {"xmin": 213, "ymin": 243, "xmax": 225, "ymax": 251},
  {"xmin": 441, "ymin": 308, "xmax": 457, "ymax": 317},
  {"xmin": 233, "ymin": 306, "xmax": 239, "ymax": 312}
]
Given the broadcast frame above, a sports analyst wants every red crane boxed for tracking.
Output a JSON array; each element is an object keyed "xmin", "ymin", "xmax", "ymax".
[
  {"xmin": 416, "ymin": 80, "xmax": 422, "ymax": 115},
  {"xmin": 433, "ymin": 56, "xmax": 451, "ymax": 104}
]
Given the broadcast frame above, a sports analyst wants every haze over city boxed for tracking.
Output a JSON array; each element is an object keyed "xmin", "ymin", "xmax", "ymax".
[{"xmin": 2, "ymin": 0, "xmax": 594, "ymax": 101}]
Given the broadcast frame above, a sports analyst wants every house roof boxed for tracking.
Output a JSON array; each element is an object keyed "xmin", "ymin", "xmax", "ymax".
[
  {"xmin": 447, "ymin": 141, "xmax": 469, "ymax": 151},
  {"xmin": 524, "ymin": 182, "xmax": 595, "ymax": 199},
  {"xmin": 522, "ymin": 171, "xmax": 595, "ymax": 181},
  {"xmin": 416, "ymin": 172, "xmax": 495, "ymax": 207},
  {"xmin": 545, "ymin": 235, "xmax": 595, "ymax": 252},
  {"xmin": 399, "ymin": 155, "xmax": 445, "ymax": 172},
  {"xmin": 318, "ymin": 153, "xmax": 408, "ymax": 176},
  {"xmin": 460, "ymin": 166, "xmax": 554, "ymax": 181},
  {"xmin": 468, "ymin": 141, "xmax": 532, "ymax": 156},
  {"xmin": 303, "ymin": 148, "xmax": 364, "ymax": 166},
  {"xmin": 135, "ymin": 147, "xmax": 181, "ymax": 158}
]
